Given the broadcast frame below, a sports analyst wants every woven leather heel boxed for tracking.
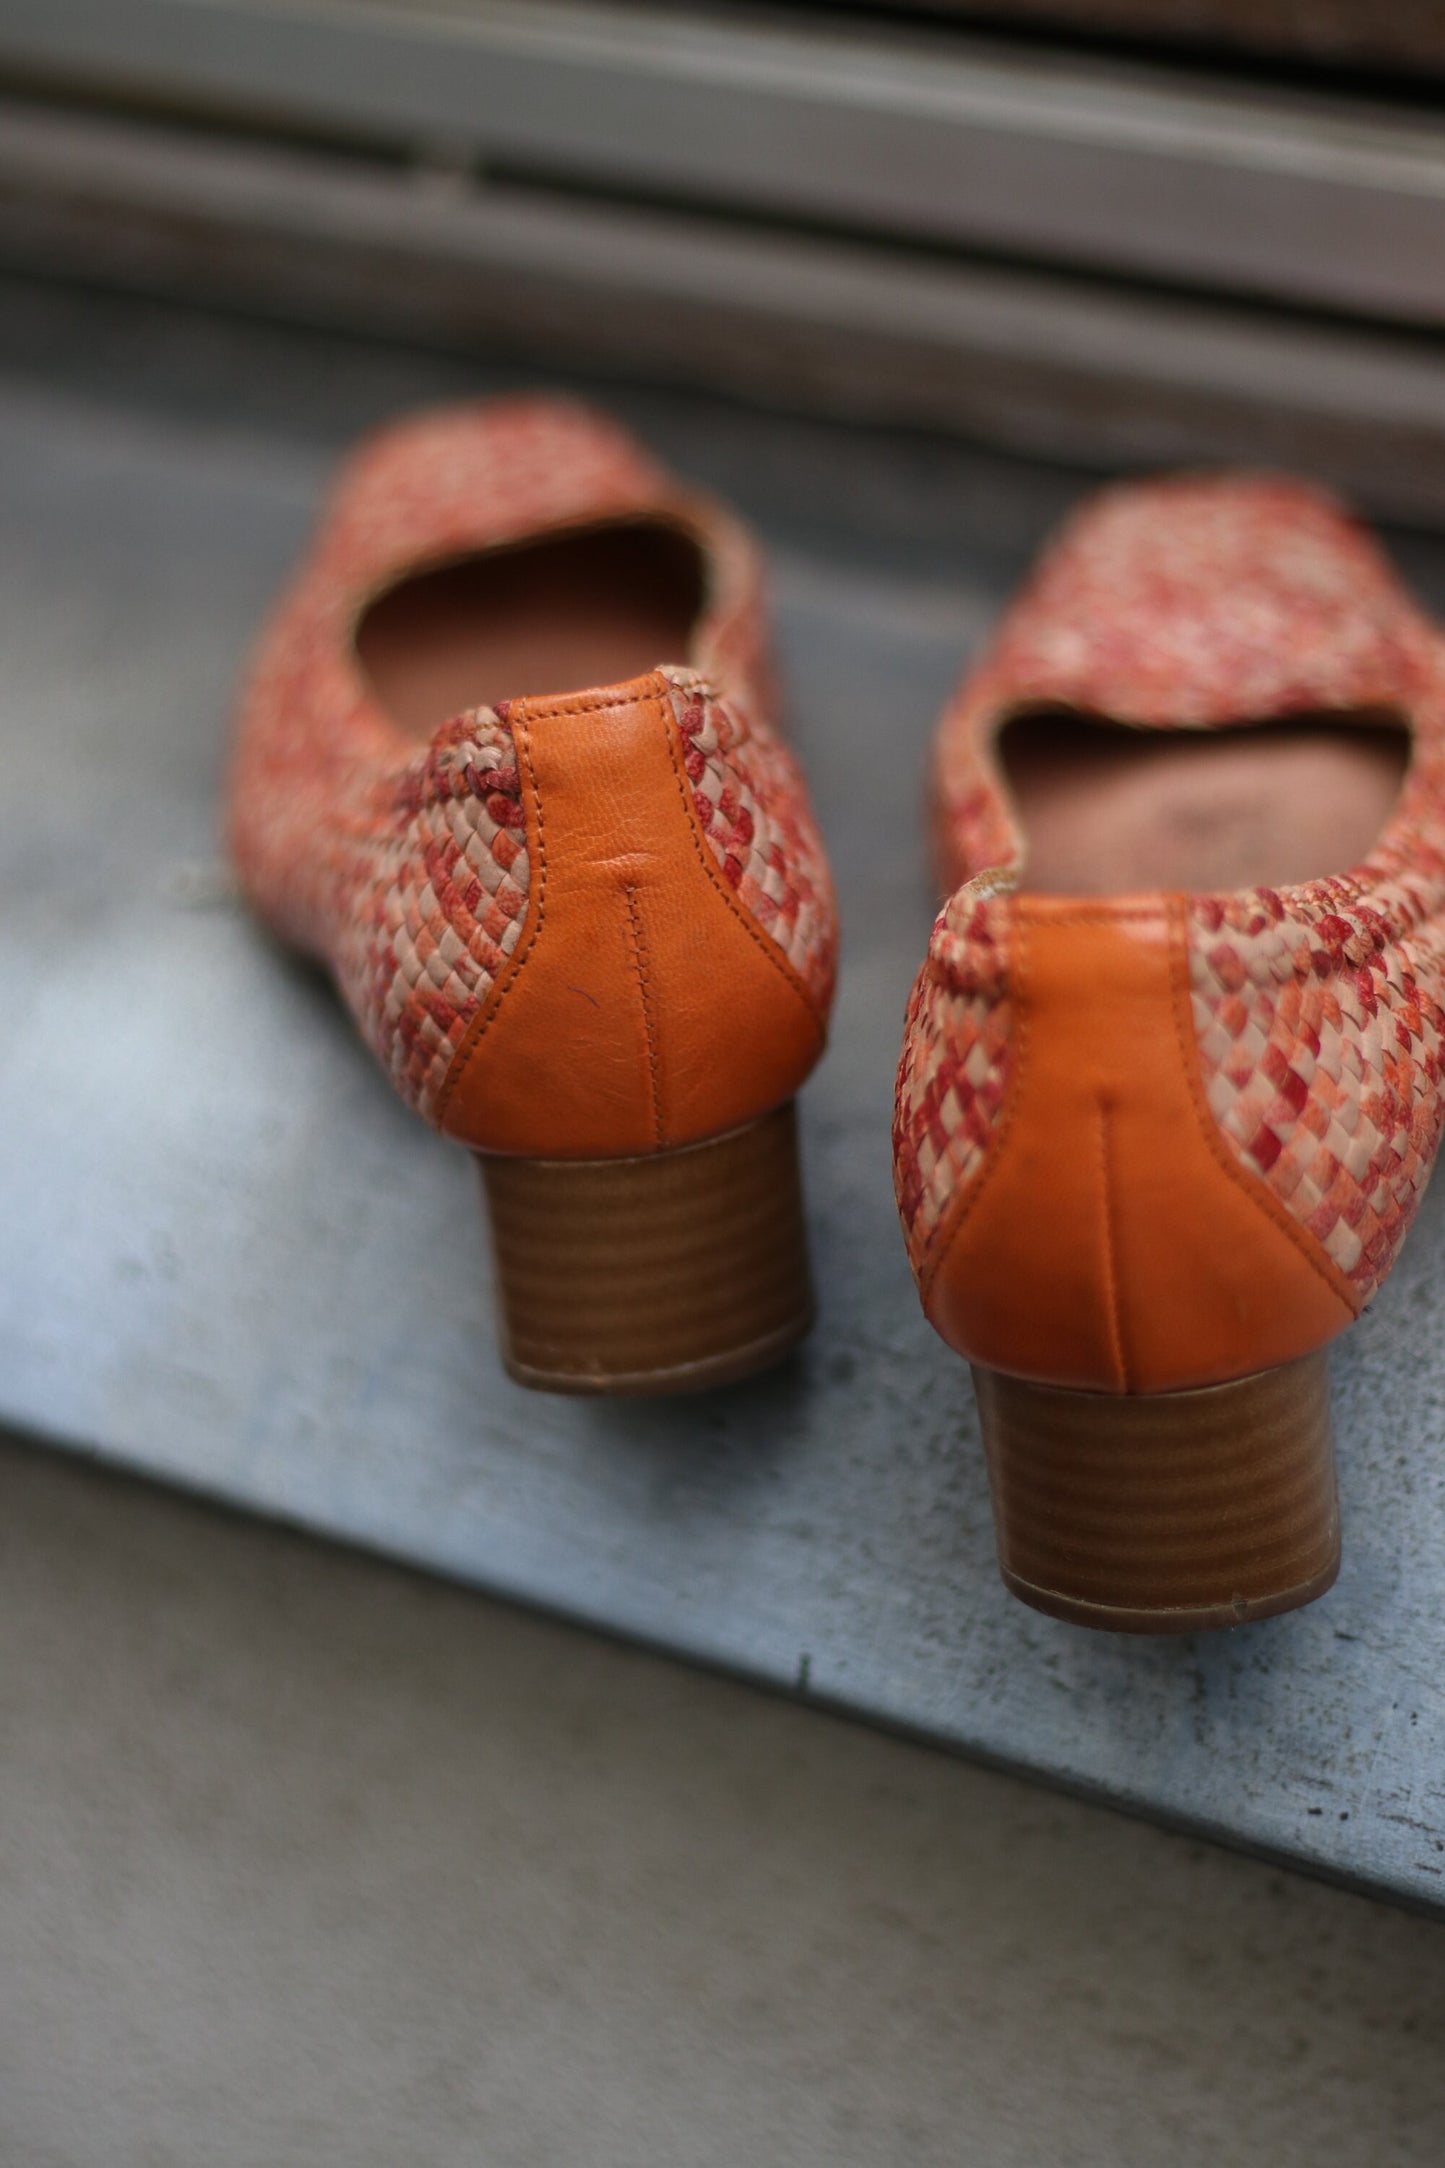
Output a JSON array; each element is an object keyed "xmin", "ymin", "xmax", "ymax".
[
  {"xmin": 971, "ymin": 1353, "xmax": 1340, "ymax": 1632},
  {"xmin": 478, "ymin": 1102, "xmax": 813, "ymax": 1394}
]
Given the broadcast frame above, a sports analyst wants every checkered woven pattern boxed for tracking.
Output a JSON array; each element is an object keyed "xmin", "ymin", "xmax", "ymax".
[
  {"xmin": 893, "ymin": 885, "xmax": 1013, "ymax": 1246},
  {"xmin": 662, "ymin": 667, "xmax": 837, "ymax": 1012},
  {"xmin": 229, "ymin": 398, "xmax": 833, "ymax": 1122},
  {"xmin": 329, "ymin": 709, "xmax": 530, "ymax": 1115},
  {"xmin": 897, "ymin": 473, "xmax": 1445, "ymax": 1302},
  {"xmin": 1190, "ymin": 809, "xmax": 1445, "ymax": 1297}
]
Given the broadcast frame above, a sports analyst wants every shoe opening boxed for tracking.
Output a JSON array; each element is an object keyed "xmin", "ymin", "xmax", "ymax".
[
  {"xmin": 355, "ymin": 518, "xmax": 706, "ymax": 735},
  {"xmin": 999, "ymin": 705, "xmax": 1411, "ymax": 896}
]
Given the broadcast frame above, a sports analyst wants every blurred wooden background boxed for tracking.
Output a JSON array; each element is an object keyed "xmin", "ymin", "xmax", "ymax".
[{"xmin": 0, "ymin": 2, "xmax": 1443, "ymax": 516}]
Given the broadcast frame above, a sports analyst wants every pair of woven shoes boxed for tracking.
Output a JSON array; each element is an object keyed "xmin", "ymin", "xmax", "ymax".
[{"xmin": 229, "ymin": 398, "xmax": 1445, "ymax": 1636}]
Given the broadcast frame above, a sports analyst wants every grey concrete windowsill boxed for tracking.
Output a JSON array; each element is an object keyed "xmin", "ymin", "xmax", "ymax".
[{"xmin": 4, "ymin": 275, "xmax": 1445, "ymax": 1917}]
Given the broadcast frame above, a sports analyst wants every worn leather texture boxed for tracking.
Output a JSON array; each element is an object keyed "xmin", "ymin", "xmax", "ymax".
[
  {"xmin": 438, "ymin": 675, "xmax": 827, "ymax": 1155},
  {"xmin": 920, "ymin": 897, "xmax": 1357, "ymax": 1392}
]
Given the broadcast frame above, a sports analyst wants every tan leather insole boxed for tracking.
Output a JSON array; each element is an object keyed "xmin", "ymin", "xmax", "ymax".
[
  {"xmin": 1001, "ymin": 709, "xmax": 1410, "ymax": 895},
  {"xmin": 356, "ymin": 522, "xmax": 705, "ymax": 736}
]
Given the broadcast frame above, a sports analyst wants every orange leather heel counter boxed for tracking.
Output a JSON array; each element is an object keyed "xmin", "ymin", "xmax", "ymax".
[
  {"xmin": 920, "ymin": 896, "xmax": 1357, "ymax": 1393},
  {"xmin": 436, "ymin": 672, "xmax": 826, "ymax": 1157}
]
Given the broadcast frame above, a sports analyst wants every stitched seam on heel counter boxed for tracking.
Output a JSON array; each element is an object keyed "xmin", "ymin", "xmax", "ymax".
[
  {"xmin": 435, "ymin": 712, "xmax": 550, "ymax": 1128},
  {"xmin": 918, "ymin": 902, "xmax": 1033, "ymax": 1306},
  {"xmin": 1164, "ymin": 895, "xmax": 1359, "ymax": 1321},
  {"xmin": 436, "ymin": 676, "xmax": 825, "ymax": 1138},
  {"xmin": 1096, "ymin": 1098, "xmax": 1130, "ymax": 1392},
  {"xmin": 659, "ymin": 697, "xmax": 829, "ymax": 1042},
  {"xmin": 916, "ymin": 902, "xmax": 1180, "ymax": 1302},
  {"xmin": 624, "ymin": 881, "xmax": 665, "ymax": 1149},
  {"xmin": 434, "ymin": 685, "xmax": 645, "ymax": 1130}
]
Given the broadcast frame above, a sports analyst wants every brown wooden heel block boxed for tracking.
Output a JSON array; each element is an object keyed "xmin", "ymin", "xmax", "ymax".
[
  {"xmin": 972, "ymin": 1352, "xmax": 1340, "ymax": 1633},
  {"xmin": 479, "ymin": 1102, "xmax": 814, "ymax": 1395}
]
